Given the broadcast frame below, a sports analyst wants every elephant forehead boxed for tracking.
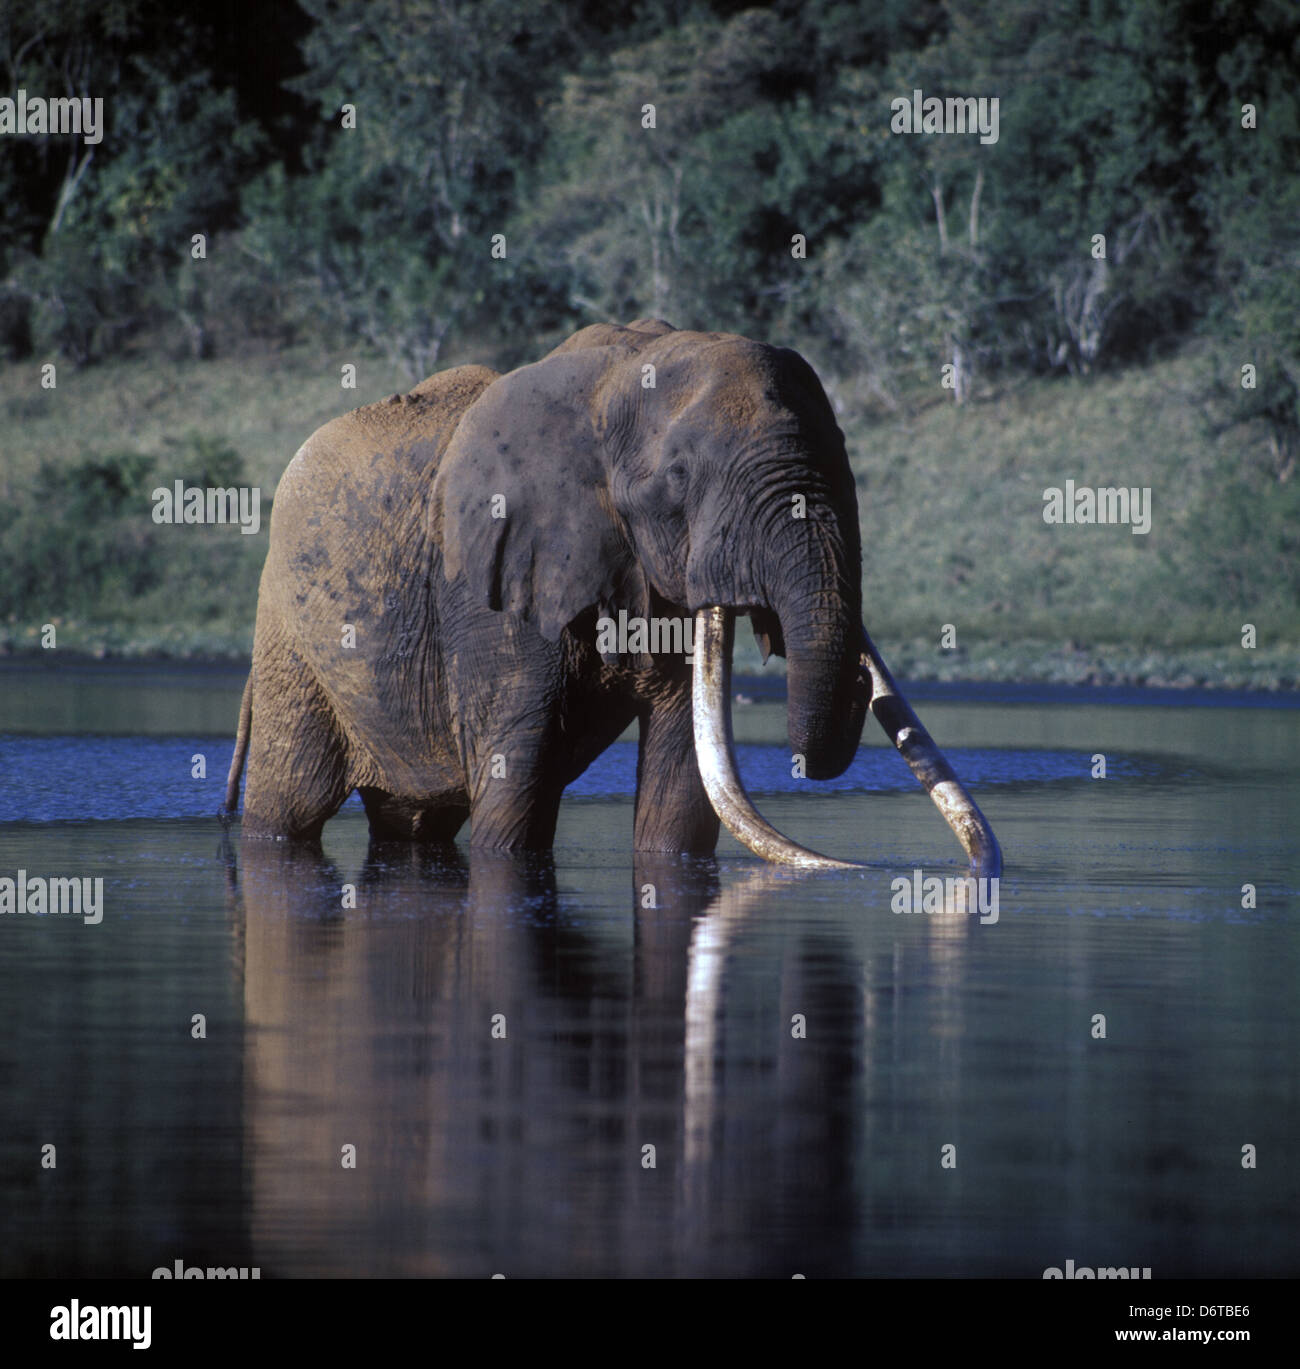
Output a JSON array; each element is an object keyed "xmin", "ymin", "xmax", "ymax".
[
  {"xmin": 664, "ymin": 376, "xmax": 806, "ymax": 448},
  {"xmin": 693, "ymin": 378, "xmax": 766, "ymax": 433},
  {"xmin": 646, "ymin": 336, "xmax": 808, "ymax": 418},
  {"xmin": 546, "ymin": 319, "xmax": 676, "ymax": 357}
]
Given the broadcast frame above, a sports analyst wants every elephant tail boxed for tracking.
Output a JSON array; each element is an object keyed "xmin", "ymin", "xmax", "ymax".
[{"xmin": 223, "ymin": 671, "xmax": 253, "ymax": 816}]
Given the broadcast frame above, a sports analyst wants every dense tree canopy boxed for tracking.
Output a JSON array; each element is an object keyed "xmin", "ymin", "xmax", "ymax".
[{"xmin": 2, "ymin": 0, "xmax": 1297, "ymax": 448}]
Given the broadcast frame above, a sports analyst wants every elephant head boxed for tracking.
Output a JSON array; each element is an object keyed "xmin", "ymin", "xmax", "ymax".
[{"xmin": 432, "ymin": 320, "xmax": 1000, "ymax": 875}]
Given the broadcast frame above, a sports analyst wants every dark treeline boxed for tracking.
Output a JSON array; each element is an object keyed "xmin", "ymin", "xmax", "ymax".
[{"xmin": 1, "ymin": 0, "xmax": 1297, "ymax": 453}]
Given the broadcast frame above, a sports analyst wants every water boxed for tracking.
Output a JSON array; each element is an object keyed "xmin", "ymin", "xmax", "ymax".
[{"xmin": 0, "ymin": 659, "xmax": 1296, "ymax": 1278}]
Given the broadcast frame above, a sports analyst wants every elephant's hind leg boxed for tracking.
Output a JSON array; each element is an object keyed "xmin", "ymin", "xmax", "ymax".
[
  {"xmin": 241, "ymin": 651, "xmax": 353, "ymax": 842},
  {"xmin": 358, "ymin": 788, "xmax": 469, "ymax": 844}
]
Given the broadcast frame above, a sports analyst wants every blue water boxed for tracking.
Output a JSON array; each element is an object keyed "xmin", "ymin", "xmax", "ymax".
[
  {"xmin": 0, "ymin": 734, "xmax": 1158, "ymax": 824},
  {"xmin": 1, "ymin": 669, "xmax": 1297, "ymax": 1279}
]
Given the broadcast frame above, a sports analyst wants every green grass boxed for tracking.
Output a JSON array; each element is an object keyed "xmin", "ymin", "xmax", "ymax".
[
  {"xmin": 1, "ymin": 340, "xmax": 1296, "ymax": 688},
  {"xmin": 0, "ymin": 341, "xmax": 417, "ymax": 499},
  {"xmin": 842, "ymin": 353, "xmax": 1299, "ymax": 644},
  {"xmin": 0, "ymin": 340, "xmax": 420, "ymax": 659}
]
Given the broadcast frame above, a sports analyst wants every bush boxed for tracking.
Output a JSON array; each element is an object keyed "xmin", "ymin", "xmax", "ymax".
[
  {"xmin": 0, "ymin": 435, "xmax": 260, "ymax": 640},
  {"xmin": 0, "ymin": 285, "xmax": 33, "ymax": 361}
]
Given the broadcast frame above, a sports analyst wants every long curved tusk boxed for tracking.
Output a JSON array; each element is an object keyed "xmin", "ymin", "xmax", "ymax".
[
  {"xmin": 692, "ymin": 606, "xmax": 864, "ymax": 869},
  {"xmin": 859, "ymin": 628, "xmax": 1003, "ymax": 877}
]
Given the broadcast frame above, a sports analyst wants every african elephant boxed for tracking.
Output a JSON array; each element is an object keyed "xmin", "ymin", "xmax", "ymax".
[{"xmin": 225, "ymin": 319, "xmax": 999, "ymax": 873}]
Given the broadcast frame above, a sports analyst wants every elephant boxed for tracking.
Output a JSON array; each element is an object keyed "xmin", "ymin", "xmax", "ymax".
[{"xmin": 225, "ymin": 319, "xmax": 1000, "ymax": 874}]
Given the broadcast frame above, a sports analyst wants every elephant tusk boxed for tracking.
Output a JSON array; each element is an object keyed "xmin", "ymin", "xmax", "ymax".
[
  {"xmin": 692, "ymin": 606, "xmax": 864, "ymax": 870},
  {"xmin": 859, "ymin": 627, "xmax": 1003, "ymax": 878}
]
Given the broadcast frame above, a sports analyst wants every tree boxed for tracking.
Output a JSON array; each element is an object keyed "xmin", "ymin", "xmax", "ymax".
[
  {"xmin": 245, "ymin": 0, "xmax": 580, "ymax": 378},
  {"xmin": 1, "ymin": 1, "xmax": 261, "ymax": 362},
  {"xmin": 524, "ymin": 8, "xmax": 879, "ymax": 337}
]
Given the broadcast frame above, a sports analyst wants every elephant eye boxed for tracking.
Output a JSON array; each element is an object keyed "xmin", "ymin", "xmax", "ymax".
[{"xmin": 665, "ymin": 460, "xmax": 689, "ymax": 487}]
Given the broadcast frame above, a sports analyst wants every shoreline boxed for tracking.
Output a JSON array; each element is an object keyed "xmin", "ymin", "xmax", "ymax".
[{"xmin": 1, "ymin": 647, "xmax": 1295, "ymax": 702}]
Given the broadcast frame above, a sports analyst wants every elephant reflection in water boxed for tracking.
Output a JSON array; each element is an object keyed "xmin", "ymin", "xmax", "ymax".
[{"xmin": 235, "ymin": 843, "xmax": 892, "ymax": 1277}]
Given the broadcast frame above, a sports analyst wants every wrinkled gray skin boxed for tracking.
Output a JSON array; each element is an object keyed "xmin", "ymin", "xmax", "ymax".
[{"xmin": 228, "ymin": 319, "xmax": 867, "ymax": 852}]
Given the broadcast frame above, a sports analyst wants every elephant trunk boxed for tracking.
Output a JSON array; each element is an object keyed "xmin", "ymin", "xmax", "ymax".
[{"xmin": 777, "ymin": 590, "xmax": 867, "ymax": 781}]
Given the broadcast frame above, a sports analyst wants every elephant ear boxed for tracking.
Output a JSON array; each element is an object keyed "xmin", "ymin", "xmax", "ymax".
[{"xmin": 431, "ymin": 350, "xmax": 646, "ymax": 642}]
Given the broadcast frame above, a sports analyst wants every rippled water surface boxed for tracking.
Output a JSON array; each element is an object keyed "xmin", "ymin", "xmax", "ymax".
[{"xmin": 0, "ymin": 660, "xmax": 1296, "ymax": 1277}]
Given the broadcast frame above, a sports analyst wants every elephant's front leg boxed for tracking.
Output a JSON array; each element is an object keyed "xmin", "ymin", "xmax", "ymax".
[
  {"xmin": 465, "ymin": 719, "xmax": 568, "ymax": 852},
  {"xmin": 634, "ymin": 690, "xmax": 719, "ymax": 854}
]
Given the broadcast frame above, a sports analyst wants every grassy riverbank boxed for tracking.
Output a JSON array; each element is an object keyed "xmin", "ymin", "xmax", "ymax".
[{"xmin": 2, "ymin": 342, "xmax": 1296, "ymax": 689}]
